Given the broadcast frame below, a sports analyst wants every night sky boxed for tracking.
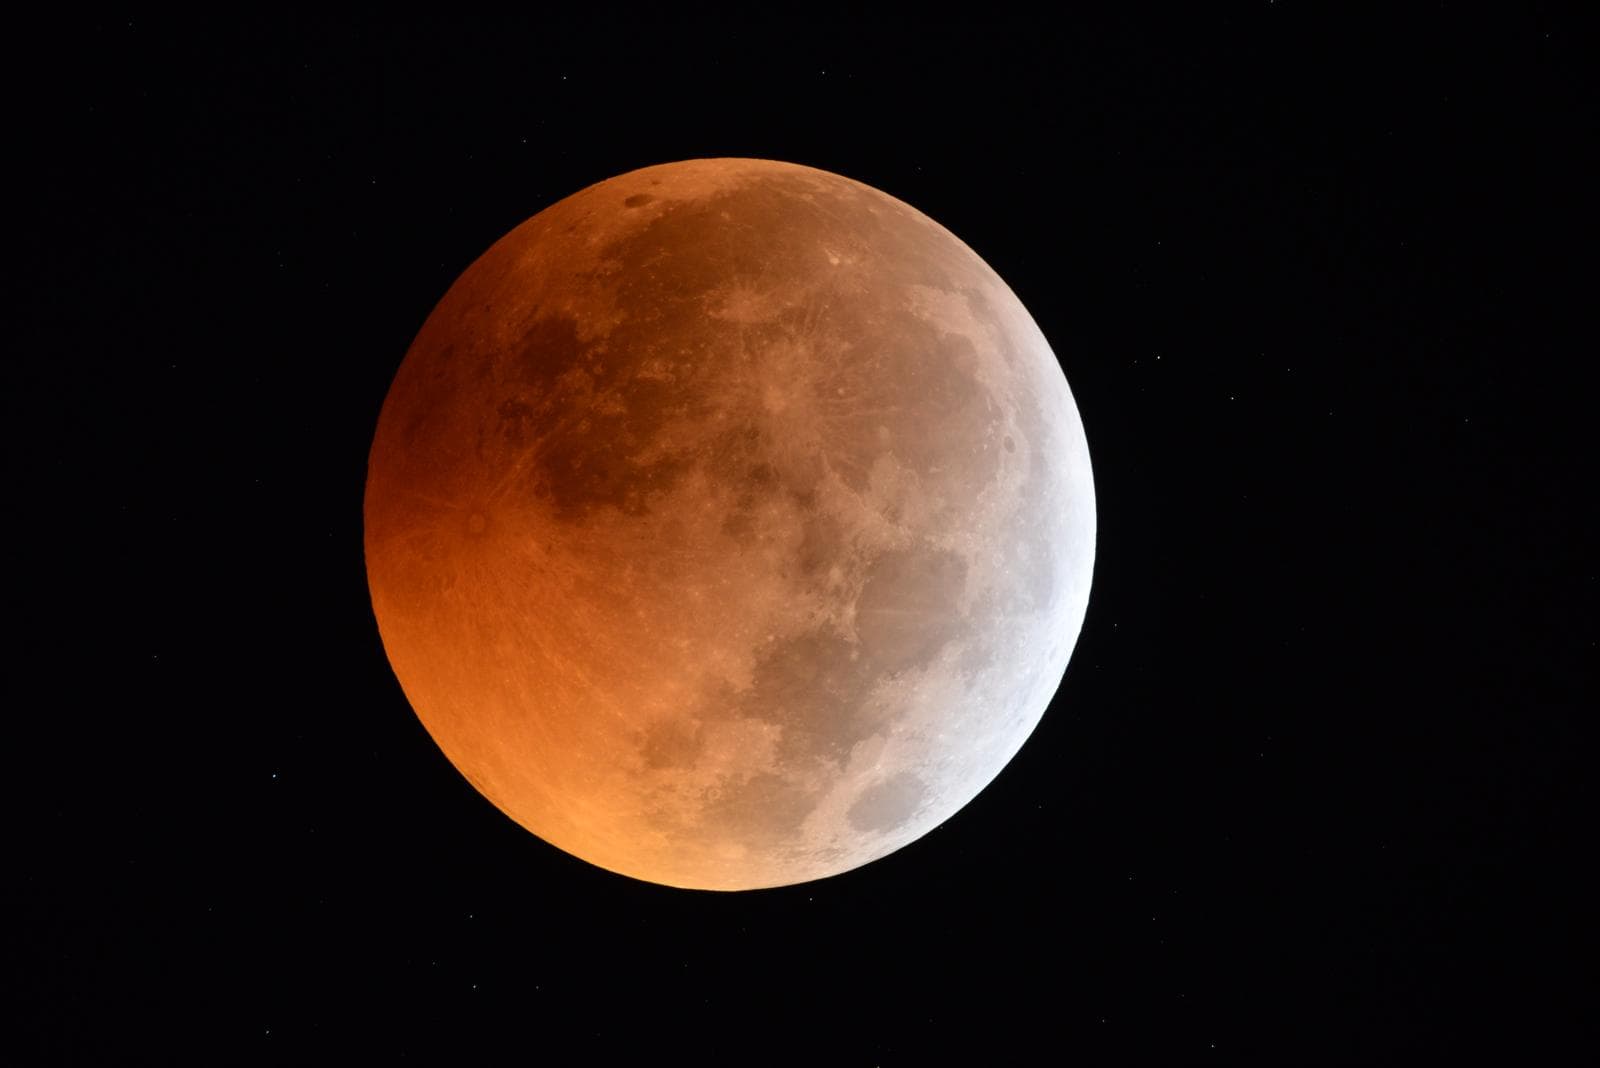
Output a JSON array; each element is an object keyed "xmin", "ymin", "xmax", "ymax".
[{"xmin": 14, "ymin": 9, "xmax": 1589, "ymax": 1063}]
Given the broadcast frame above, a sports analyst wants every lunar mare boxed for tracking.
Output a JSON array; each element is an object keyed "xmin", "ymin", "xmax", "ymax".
[{"xmin": 364, "ymin": 159, "xmax": 1094, "ymax": 890}]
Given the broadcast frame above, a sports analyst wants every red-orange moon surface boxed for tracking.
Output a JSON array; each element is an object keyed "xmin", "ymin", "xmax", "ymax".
[{"xmin": 364, "ymin": 159, "xmax": 1094, "ymax": 890}]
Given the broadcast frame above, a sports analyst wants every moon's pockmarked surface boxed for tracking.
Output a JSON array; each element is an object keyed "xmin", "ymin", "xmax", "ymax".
[{"xmin": 365, "ymin": 159, "xmax": 1094, "ymax": 890}]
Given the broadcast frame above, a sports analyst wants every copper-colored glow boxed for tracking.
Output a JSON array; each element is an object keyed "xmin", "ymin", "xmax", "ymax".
[{"xmin": 365, "ymin": 159, "xmax": 1094, "ymax": 890}]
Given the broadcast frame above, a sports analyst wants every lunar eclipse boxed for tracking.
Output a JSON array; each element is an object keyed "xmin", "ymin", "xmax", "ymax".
[{"xmin": 364, "ymin": 158, "xmax": 1095, "ymax": 889}]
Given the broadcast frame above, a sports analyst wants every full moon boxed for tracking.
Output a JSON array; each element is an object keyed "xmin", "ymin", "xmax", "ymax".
[{"xmin": 364, "ymin": 159, "xmax": 1094, "ymax": 890}]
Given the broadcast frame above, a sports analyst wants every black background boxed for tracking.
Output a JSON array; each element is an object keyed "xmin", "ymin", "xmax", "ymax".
[{"xmin": 13, "ymin": 8, "xmax": 1590, "ymax": 1063}]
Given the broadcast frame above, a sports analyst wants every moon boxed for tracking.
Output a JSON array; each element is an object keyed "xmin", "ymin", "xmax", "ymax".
[{"xmin": 364, "ymin": 159, "xmax": 1094, "ymax": 890}]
